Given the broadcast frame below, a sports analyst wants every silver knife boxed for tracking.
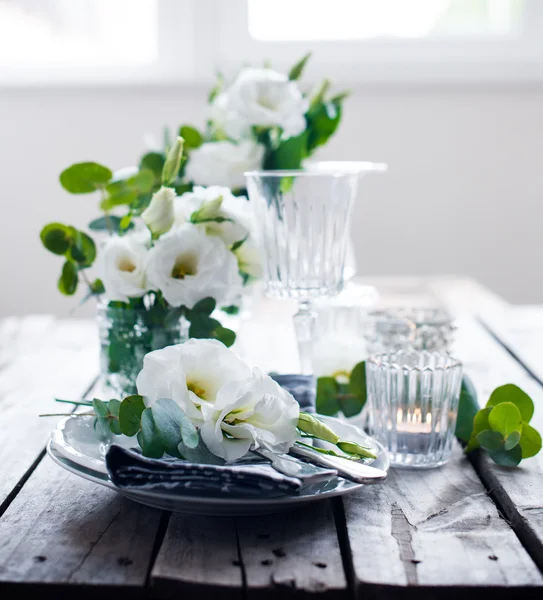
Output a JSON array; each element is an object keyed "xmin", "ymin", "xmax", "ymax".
[
  {"xmin": 289, "ymin": 445, "xmax": 388, "ymax": 485},
  {"xmin": 254, "ymin": 448, "xmax": 337, "ymax": 484}
]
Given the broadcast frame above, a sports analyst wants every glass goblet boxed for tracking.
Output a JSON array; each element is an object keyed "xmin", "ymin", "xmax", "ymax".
[{"xmin": 245, "ymin": 163, "xmax": 385, "ymax": 374}]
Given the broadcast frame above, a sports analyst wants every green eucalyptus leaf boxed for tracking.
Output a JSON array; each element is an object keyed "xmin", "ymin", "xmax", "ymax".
[
  {"xmin": 150, "ymin": 399, "xmax": 187, "ymax": 457},
  {"xmin": 211, "ymin": 326, "xmax": 236, "ymax": 348},
  {"xmin": 138, "ymin": 408, "xmax": 165, "ymax": 458},
  {"xmin": 504, "ymin": 430, "xmax": 521, "ymax": 450},
  {"xmin": 92, "ymin": 398, "xmax": 111, "ymax": 439},
  {"xmin": 269, "ymin": 130, "xmax": 308, "ymax": 170},
  {"xmin": 190, "ymin": 297, "xmax": 216, "ymax": 316},
  {"xmin": 519, "ymin": 422, "xmax": 542, "ymax": 459},
  {"xmin": 119, "ymin": 394, "xmax": 146, "ymax": 437},
  {"xmin": 89, "ymin": 215, "xmax": 131, "ymax": 233},
  {"xmin": 316, "ymin": 377, "xmax": 340, "ymax": 416},
  {"xmin": 345, "ymin": 361, "xmax": 367, "ymax": 416},
  {"xmin": 221, "ymin": 305, "xmax": 240, "ymax": 316},
  {"xmin": 288, "ymin": 51, "xmax": 311, "ymax": 80},
  {"xmin": 100, "ymin": 189, "xmax": 138, "ymax": 210},
  {"xmin": 127, "ymin": 169, "xmax": 155, "ymax": 194},
  {"xmin": 162, "ymin": 136, "xmax": 184, "ymax": 185},
  {"xmin": 139, "ymin": 152, "xmax": 165, "ymax": 179},
  {"xmin": 476, "ymin": 429, "xmax": 504, "ymax": 451},
  {"xmin": 297, "ymin": 412, "xmax": 340, "ymax": 444},
  {"xmin": 40, "ymin": 223, "xmax": 72, "ymax": 255},
  {"xmin": 488, "ymin": 444, "xmax": 522, "ymax": 467},
  {"xmin": 179, "ymin": 125, "xmax": 203, "ymax": 149},
  {"xmin": 58, "ymin": 261, "xmax": 78, "ymax": 296},
  {"xmin": 90, "ymin": 278, "xmax": 105, "ymax": 294},
  {"xmin": 187, "ymin": 314, "xmax": 221, "ymax": 339},
  {"xmin": 488, "ymin": 402, "xmax": 522, "ymax": 438},
  {"xmin": 108, "ymin": 399, "xmax": 122, "ymax": 435},
  {"xmin": 67, "ymin": 230, "xmax": 96, "ymax": 266},
  {"xmin": 120, "ymin": 214, "xmax": 133, "ymax": 230},
  {"xmin": 60, "ymin": 162, "xmax": 112, "ymax": 194},
  {"xmin": 455, "ymin": 374, "xmax": 479, "ymax": 443},
  {"xmin": 307, "ymin": 100, "xmax": 342, "ymax": 153},
  {"xmin": 178, "ymin": 432, "xmax": 224, "ymax": 464},
  {"xmin": 487, "ymin": 384, "xmax": 534, "ymax": 423}
]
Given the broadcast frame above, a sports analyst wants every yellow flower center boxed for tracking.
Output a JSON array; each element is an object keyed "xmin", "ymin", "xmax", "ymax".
[
  {"xmin": 187, "ymin": 381, "xmax": 207, "ymax": 401},
  {"xmin": 171, "ymin": 254, "xmax": 197, "ymax": 279},
  {"xmin": 118, "ymin": 259, "xmax": 136, "ymax": 273}
]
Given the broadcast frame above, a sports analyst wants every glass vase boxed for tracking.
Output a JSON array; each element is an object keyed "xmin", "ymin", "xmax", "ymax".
[{"xmin": 97, "ymin": 302, "xmax": 189, "ymax": 398}]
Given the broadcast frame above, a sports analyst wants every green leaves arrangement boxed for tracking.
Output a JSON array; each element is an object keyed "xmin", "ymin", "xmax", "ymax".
[
  {"xmin": 55, "ymin": 397, "xmax": 376, "ymax": 463},
  {"xmin": 316, "ymin": 365, "xmax": 542, "ymax": 468},
  {"xmin": 316, "ymin": 363, "xmax": 367, "ymax": 418},
  {"xmin": 463, "ymin": 384, "xmax": 542, "ymax": 467}
]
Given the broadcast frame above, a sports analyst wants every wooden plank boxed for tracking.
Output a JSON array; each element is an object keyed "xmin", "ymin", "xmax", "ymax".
[
  {"xmin": 0, "ymin": 435, "xmax": 163, "ymax": 594},
  {"xmin": 341, "ymin": 443, "xmax": 543, "ymax": 596},
  {"xmin": 0, "ymin": 317, "xmax": 99, "ymax": 508},
  {"xmin": 151, "ymin": 515, "xmax": 243, "ymax": 599},
  {"xmin": 237, "ymin": 501, "xmax": 347, "ymax": 599}
]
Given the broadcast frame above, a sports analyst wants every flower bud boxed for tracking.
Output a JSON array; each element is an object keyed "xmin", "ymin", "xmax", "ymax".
[{"xmin": 142, "ymin": 186, "xmax": 176, "ymax": 236}]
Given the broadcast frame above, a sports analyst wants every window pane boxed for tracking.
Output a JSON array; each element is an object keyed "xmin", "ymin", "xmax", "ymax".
[
  {"xmin": 0, "ymin": 0, "xmax": 158, "ymax": 67},
  {"xmin": 248, "ymin": 0, "xmax": 524, "ymax": 41}
]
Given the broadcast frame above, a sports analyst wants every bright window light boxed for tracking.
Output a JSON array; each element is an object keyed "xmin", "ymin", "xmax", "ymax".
[
  {"xmin": 248, "ymin": 0, "xmax": 524, "ymax": 41},
  {"xmin": 0, "ymin": 0, "xmax": 158, "ymax": 67}
]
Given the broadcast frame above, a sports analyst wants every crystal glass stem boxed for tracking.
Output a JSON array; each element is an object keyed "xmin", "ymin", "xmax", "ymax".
[{"xmin": 293, "ymin": 299, "xmax": 317, "ymax": 375}]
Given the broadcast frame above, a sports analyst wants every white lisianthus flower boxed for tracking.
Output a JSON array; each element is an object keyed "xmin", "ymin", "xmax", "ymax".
[
  {"xmin": 208, "ymin": 93, "xmax": 250, "ymax": 141},
  {"xmin": 136, "ymin": 339, "xmax": 252, "ymax": 422},
  {"xmin": 174, "ymin": 185, "xmax": 253, "ymax": 246},
  {"xmin": 98, "ymin": 234, "xmax": 149, "ymax": 303},
  {"xmin": 226, "ymin": 68, "xmax": 308, "ymax": 139},
  {"xmin": 234, "ymin": 239, "xmax": 263, "ymax": 280},
  {"xmin": 142, "ymin": 186, "xmax": 176, "ymax": 236},
  {"xmin": 145, "ymin": 224, "xmax": 243, "ymax": 309},
  {"xmin": 184, "ymin": 140, "xmax": 265, "ymax": 190},
  {"xmin": 200, "ymin": 368, "xmax": 300, "ymax": 462}
]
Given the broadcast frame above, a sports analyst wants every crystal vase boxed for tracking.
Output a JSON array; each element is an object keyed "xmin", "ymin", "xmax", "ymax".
[{"xmin": 97, "ymin": 302, "xmax": 189, "ymax": 398}]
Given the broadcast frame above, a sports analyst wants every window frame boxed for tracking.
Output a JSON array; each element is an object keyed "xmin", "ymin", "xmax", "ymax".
[{"xmin": 3, "ymin": 0, "xmax": 543, "ymax": 87}]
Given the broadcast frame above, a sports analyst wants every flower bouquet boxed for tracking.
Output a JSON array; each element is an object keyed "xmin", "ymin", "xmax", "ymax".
[{"xmin": 41, "ymin": 138, "xmax": 261, "ymax": 396}]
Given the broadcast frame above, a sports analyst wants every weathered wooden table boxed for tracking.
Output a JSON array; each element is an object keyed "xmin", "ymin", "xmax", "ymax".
[{"xmin": 1, "ymin": 276, "xmax": 543, "ymax": 599}]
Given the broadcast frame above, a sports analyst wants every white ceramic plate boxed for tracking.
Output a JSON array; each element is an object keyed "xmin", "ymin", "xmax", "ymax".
[{"xmin": 47, "ymin": 414, "xmax": 389, "ymax": 516}]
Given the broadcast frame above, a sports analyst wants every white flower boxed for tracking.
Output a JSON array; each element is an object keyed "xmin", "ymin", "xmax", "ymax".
[
  {"xmin": 98, "ymin": 234, "xmax": 148, "ymax": 303},
  {"xmin": 184, "ymin": 140, "xmax": 265, "ymax": 190},
  {"xmin": 142, "ymin": 186, "xmax": 176, "ymax": 236},
  {"xmin": 234, "ymin": 238, "xmax": 263, "ymax": 280},
  {"xmin": 200, "ymin": 368, "xmax": 300, "ymax": 462},
  {"xmin": 136, "ymin": 339, "xmax": 252, "ymax": 422},
  {"xmin": 145, "ymin": 224, "xmax": 243, "ymax": 309},
  {"xmin": 208, "ymin": 93, "xmax": 250, "ymax": 141},
  {"xmin": 226, "ymin": 68, "xmax": 308, "ymax": 139},
  {"xmin": 174, "ymin": 185, "xmax": 253, "ymax": 246}
]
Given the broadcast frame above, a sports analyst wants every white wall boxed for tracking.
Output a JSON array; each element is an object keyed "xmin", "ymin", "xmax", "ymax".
[{"xmin": 1, "ymin": 84, "xmax": 542, "ymax": 317}]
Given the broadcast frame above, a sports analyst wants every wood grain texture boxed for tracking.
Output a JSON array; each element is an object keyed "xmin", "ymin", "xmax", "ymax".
[
  {"xmin": 341, "ymin": 444, "xmax": 543, "ymax": 596},
  {"xmin": 151, "ymin": 515, "xmax": 243, "ymax": 600},
  {"xmin": 430, "ymin": 280, "xmax": 543, "ymax": 572},
  {"xmin": 237, "ymin": 501, "xmax": 347, "ymax": 600},
  {"xmin": 0, "ymin": 454, "xmax": 162, "ymax": 591},
  {"xmin": 0, "ymin": 317, "xmax": 99, "ymax": 508}
]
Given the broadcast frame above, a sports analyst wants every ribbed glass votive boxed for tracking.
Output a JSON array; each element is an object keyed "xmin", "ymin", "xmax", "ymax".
[{"xmin": 366, "ymin": 351, "xmax": 463, "ymax": 468}]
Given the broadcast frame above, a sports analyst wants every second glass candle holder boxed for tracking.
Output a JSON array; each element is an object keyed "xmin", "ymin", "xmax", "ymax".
[{"xmin": 366, "ymin": 350, "xmax": 463, "ymax": 468}]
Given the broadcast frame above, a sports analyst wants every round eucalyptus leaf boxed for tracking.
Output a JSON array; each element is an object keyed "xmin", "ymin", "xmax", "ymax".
[
  {"xmin": 488, "ymin": 402, "xmax": 522, "ymax": 438},
  {"xmin": 486, "ymin": 383, "xmax": 534, "ymax": 422},
  {"xmin": 59, "ymin": 162, "xmax": 112, "ymax": 194},
  {"xmin": 504, "ymin": 430, "xmax": 521, "ymax": 451},
  {"xmin": 127, "ymin": 169, "xmax": 155, "ymax": 194},
  {"xmin": 191, "ymin": 297, "xmax": 216, "ymax": 316},
  {"xmin": 475, "ymin": 429, "xmax": 504, "ymax": 451},
  {"xmin": 455, "ymin": 374, "xmax": 479, "ymax": 443},
  {"xmin": 519, "ymin": 422, "xmax": 542, "ymax": 459},
  {"xmin": 40, "ymin": 222, "xmax": 72, "ymax": 255},
  {"xmin": 488, "ymin": 443, "xmax": 522, "ymax": 467},
  {"xmin": 67, "ymin": 230, "xmax": 96, "ymax": 266},
  {"xmin": 57, "ymin": 261, "xmax": 78, "ymax": 296},
  {"xmin": 316, "ymin": 376, "xmax": 340, "ymax": 416},
  {"xmin": 119, "ymin": 394, "xmax": 146, "ymax": 437},
  {"xmin": 212, "ymin": 326, "xmax": 236, "ymax": 348},
  {"xmin": 139, "ymin": 152, "xmax": 165, "ymax": 179},
  {"xmin": 138, "ymin": 409, "xmax": 165, "ymax": 458},
  {"xmin": 179, "ymin": 125, "xmax": 203, "ymax": 149}
]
